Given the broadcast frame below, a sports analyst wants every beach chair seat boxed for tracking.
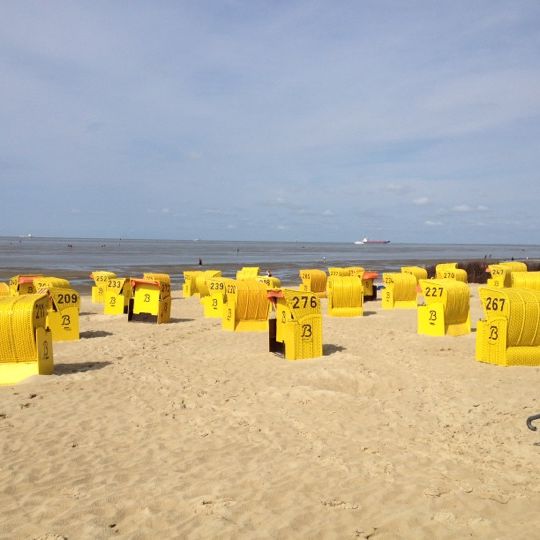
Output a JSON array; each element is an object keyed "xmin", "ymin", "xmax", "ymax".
[
  {"xmin": 299, "ymin": 269, "xmax": 327, "ymax": 298},
  {"xmin": 381, "ymin": 272, "xmax": 417, "ymax": 309},
  {"xmin": 418, "ymin": 279, "xmax": 471, "ymax": 336},
  {"xmin": 401, "ymin": 266, "xmax": 428, "ymax": 283},
  {"xmin": 8, "ymin": 275, "xmax": 43, "ymax": 296},
  {"xmin": 511, "ymin": 271, "xmax": 540, "ymax": 291},
  {"xmin": 183, "ymin": 270, "xmax": 203, "ymax": 297},
  {"xmin": 90, "ymin": 271, "xmax": 117, "ymax": 304},
  {"xmin": 0, "ymin": 294, "xmax": 53, "ymax": 385},
  {"xmin": 236, "ymin": 267, "xmax": 260, "ymax": 280},
  {"xmin": 327, "ymin": 275, "xmax": 363, "ymax": 317},
  {"xmin": 268, "ymin": 289, "xmax": 323, "ymax": 360},
  {"xmin": 104, "ymin": 277, "xmax": 132, "ymax": 315},
  {"xmin": 0, "ymin": 283, "xmax": 9, "ymax": 296},
  {"xmin": 476, "ymin": 287, "xmax": 540, "ymax": 366},
  {"xmin": 222, "ymin": 280, "xmax": 270, "ymax": 332},
  {"xmin": 128, "ymin": 276, "xmax": 171, "ymax": 324},
  {"xmin": 43, "ymin": 287, "xmax": 80, "ymax": 341},
  {"xmin": 435, "ymin": 263, "xmax": 468, "ymax": 283},
  {"xmin": 486, "ymin": 262, "xmax": 527, "ymax": 288}
]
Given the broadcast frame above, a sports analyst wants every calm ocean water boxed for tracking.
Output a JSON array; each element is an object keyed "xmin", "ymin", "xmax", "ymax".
[{"xmin": 1, "ymin": 236, "xmax": 539, "ymax": 290}]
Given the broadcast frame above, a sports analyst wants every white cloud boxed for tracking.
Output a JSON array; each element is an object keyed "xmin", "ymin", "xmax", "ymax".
[
  {"xmin": 322, "ymin": 209, "xmax": 334, "ymax": 216},
  {"xmin": 413, "ymin": 197, "xmax": 429, "ymax": 205},
  {"xmin": 425, "ymin": 220, "xmax": 443, "ymax": 226},
  {"xmin": 452, "ymin": 204, "xmax": 472, "ymax": 212},
  {"xmin": 384, "ymin": 183, "xmax": 411, "ymax": 195},
  {"xmin": 452, "ymin": 204, "xmax": 489, "ymax": 213}
]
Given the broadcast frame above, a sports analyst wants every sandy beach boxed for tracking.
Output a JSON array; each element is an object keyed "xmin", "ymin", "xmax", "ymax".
[{"xmin": 2, "ymin": 284, "xmax": 540, "ymax": 539}]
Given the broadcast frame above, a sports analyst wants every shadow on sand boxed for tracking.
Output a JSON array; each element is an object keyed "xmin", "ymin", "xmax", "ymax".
[
  {"xmin": 54, "ymin": 361, "xmax": 112, "ymax": 375},
  {"xmin": 323, "ymin": 344, "xmax": 346, "ymax": 356},
  {"xmin": 80, "ymin": 330, "xmax": 114, "ymax": 339}
]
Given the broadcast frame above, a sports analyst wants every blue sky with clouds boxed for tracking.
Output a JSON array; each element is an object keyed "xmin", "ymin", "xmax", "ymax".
[{"xmin": 1, "ymin": 1, "xmax": 539, "ymax": 243}]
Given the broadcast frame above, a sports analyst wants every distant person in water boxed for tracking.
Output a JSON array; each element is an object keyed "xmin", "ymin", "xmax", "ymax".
[{"xmin": 198, "ymin": 258, "xmax": 203, "ymax": 266}]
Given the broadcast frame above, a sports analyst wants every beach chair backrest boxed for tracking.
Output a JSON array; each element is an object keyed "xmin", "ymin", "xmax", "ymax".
[
  {"xmin": 401, "ymin": 266, "xmax": 428, "ymax": 283},
  {"xmin": 269, "ymin": 289, "xmax": 323, "ymax": 360},
  {"xmin": 104, "ymin": 277, "xmax": 132, "ymax": 315},
  {"xmin": 476, "ymin": 287, "xmax": 540, "ymax": 366},
  {"xmin": 33, "ymin": 276, "xmax": 70, "ymax": 290},
  {"xmin": 46, "ymin": 287, "xmax": 80, "ymax": 341},
  {"xmin": 511, "ymin": 271, "xmax": 540, "ymax": 291},
  {"xmin": 435, "ymin": 263, "xmax": 468, "ymax": 283},
  {"xmin": 236, "ymin": 267, "xmax": 260, "ymax": 280},
  {"xmin": 418, "ymin": 279, "xmax": 470, "ymax": 336},
  {"xmin": 328, "ymin": 267, "xmax": 349, "ymax": 277},
  {"xmin": 255, "ymin": 275, "xmax": 282, "ymax": 288},
  {"xmin": 202, "ymin": 277, "xmax": 230, "ymax": 318},
  {"xmin": 381, "ymin": 272, "xmax": 417, "ymax": 309},
  {"xmin": 299, "ymin": 269, "xmax": 327, "ymax": 296},
  {"xmin": 222, "ymin": 280, "xmax": 269, "ymax": 331},
  {"xmin": 195, "ymin": 270, "xmax": 222, "ymax": 298},
  {"xmin": 327, "ymin": 275, "xmax": 363, "ymax": 317},
  {"xmin": 90, "ymin": 271, "xmax": 117, "ymax": 304},
  {"xmin": 183, "ymin": 270, "xmax": 203, "ymax": 297}
]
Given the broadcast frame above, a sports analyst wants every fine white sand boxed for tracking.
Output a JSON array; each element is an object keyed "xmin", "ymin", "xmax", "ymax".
[{"xmin": 2, "ymin": 284, "xmax": 540, "ymax": 539}]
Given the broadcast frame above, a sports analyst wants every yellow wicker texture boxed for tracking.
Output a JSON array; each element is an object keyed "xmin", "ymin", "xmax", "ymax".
[
  {"xmin": 299, "ymin": 269, "xmax": 327, "ymax": 295},
  {"xmin": 511, "ymin": 272, "xmax": 540, "ymax": 291},
  {"xmin": 327, "ymin": 276, "xmax": 363, "ymax": 316},
  {"xmin": 401, "ymin": 266, "xmax": 428, "ymax": 283}
]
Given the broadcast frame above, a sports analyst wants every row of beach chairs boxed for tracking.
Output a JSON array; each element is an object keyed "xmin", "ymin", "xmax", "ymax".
[{"xmin": 2, "ymin": 261, "xmax": 540, "ymax": 385}]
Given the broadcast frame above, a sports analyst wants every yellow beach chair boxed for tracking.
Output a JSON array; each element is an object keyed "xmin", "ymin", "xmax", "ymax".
[
  {"xmin": 327, "ymin": 275, "xmax": 363, "ymax": 317},
  {"xmin": 381, "ymin": 272, "xmax": 417, "ymax": 309},
  {"xmin": 90, "ymin": 271, "xmax": 117, "ymax": 304},
  {"xmin": 128, "ymin": 276, "xmax": 171, "ymax": 324},
  {"xmin": 222, "ymin": 280, "xmax": 270, "ymax": 332},
  {"xmin": 299, "ymin": 269, "xmax": 327, "ymax": 298},
  {"xmin": 0, "ymin": 294, "xmax": 54, "ymax": 385},
  {"xmin": 268, "ymin": 289, "xmax": 323, "ymax": 360},
  {"xmin": 476, "ymin": 287, "xmax": 540, "ymax": 366},
  {"xmin": 418, "ymin": 279, "xmax": 470, "ymax": 336}
]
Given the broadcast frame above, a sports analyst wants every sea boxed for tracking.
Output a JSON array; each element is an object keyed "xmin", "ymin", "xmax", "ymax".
[{"xmin": 1, "ymin": 236, "xmax": 539, "ymax": 291}]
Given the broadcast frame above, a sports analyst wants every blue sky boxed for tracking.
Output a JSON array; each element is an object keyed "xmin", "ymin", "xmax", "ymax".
[{"xmin": 1, "ymin": 1, "xmax": 539, "ymax": 243}]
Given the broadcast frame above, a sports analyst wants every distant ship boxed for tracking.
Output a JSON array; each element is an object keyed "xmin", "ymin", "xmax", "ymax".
[{"xmin": 354, "ymin": 237, "xmax": 390, "ymax": 245}]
